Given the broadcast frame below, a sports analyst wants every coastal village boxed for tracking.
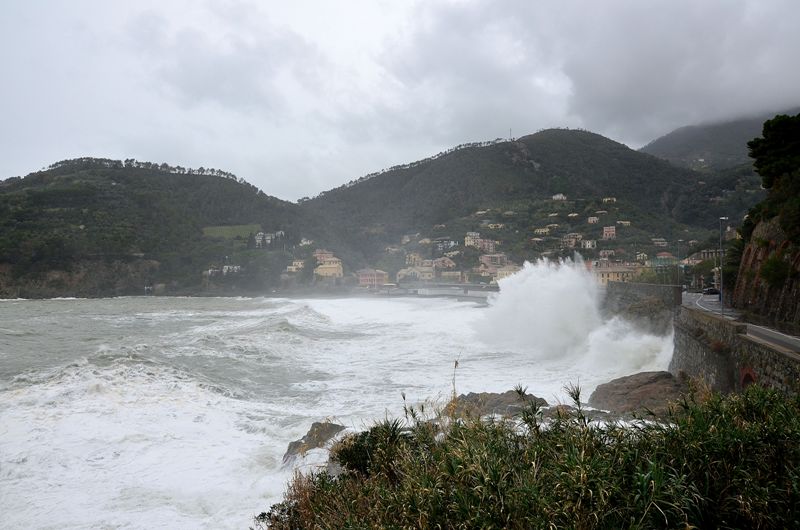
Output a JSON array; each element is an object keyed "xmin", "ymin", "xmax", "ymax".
[{"xmin": 258, "ymin": 192, "xmax": 740, "ymax": 291}]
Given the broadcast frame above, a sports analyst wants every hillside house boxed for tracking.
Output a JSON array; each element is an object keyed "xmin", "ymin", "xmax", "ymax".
[
  {"xmin": 439, "ymin": 270, "xmax": 465, "ymax": 283},
  {"xmin": 534, "ymin": 228, "xmax": 550, "ymax": 235},
  {"xmin": 651, "ymin": 238, "xmax": 668, "ymax": 247},
  {"xmin": 588, "ymin": 216, "xmax": 599, "ymax": 224},
  {"xmin": 356, "ymin": 268, "xmax": 388, "ymax": 287},
  {"xmin": 222, "ymin": 265, "xmax": 242, "ymax": 275},
  {"xmin": 653, "ymin": 252, "xmax": 678, "ymax": 267},
  {"xmin": 406, "ymin": 252, "xmax": 424, "ymax": 267},
  {"xmin": 581, "ymin": 239, "xmax": 597, "ymax": 249},
  {"xmin": 496, "ymin": 264, "xmax": 522, "ymax": 280},
  {"xmin": 315, "ymin": 257, "xmax": 343, "ymax": 278},
  {"xmin": 476, "ymin": 239, "xmax": 496, "ymax": 253},
  {"xmin": 698, "ymin": 248, "xmax": 722, "ymax": 260},
  {"xmin": 561, "ymin": 233, "xmax": 583, "ymax": 249},
  {"xmin": 552, "ymin": 193, "xmax": 567, "ymax": 201},
  {"xmin": 480, "ymin": 253, "xmax": 509, "ymax": 267},
  {"xmin": 433, "ymin": 238, "xmax": 457, "ymax": 252},
  {"xmin": 286, "ymin": 260, "xmax": 305, "ymax": 273},
  {"xmin": 299, "ymin": 238, "xmax": 314, "ymax": 246},
  {"xmin": 464, "ymin": 232, "xmax": 481, "ymax": 247},
  {"xmin": 590, "ymin": 260, "xmax": 638, "ymax": 285},
  {"xmin": 602, "ymin": 226, "xmax": 616, "ymax": 240},
  {"xmin": 487, "ymin": 223, "xmax": 505, "ymax": 229},
  {"xmin": 313, "ymin": 249, "xmax": 335, "ymax": 263},
  {"xmin": 397, "ymin": 266, "xmax": 435, "ymax": 282},
  {"xmin": 433, "ymin": 256, "xmax": 457, "ymax": 269},
  {"xmin": 599, "ymin": 249, "xmax": 616, "ymax": 258},
  {"xmin": 616, "ymin": 220, "xmax": 631, "ymax": 227},
  {"xmin": 602, "ymin": 197, "xmax": 617, "ymax": 203}
]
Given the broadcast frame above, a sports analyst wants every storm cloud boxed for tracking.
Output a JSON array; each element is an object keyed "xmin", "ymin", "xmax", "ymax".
[{"xmin": 1, "ymin": 0, "xmax": 798, "ymax": 200}]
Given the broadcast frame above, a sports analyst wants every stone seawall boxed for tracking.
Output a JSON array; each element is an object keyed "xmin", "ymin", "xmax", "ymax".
[
  {"xmin": 671, "ymin": 307, "xmax": 800, "ymax": 393},
  {"xmin": 603, "ymin": 282, "xmax": 682, "ymax": 335}
]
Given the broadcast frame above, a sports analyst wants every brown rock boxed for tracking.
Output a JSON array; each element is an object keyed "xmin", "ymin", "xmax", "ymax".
[
  {"xmin": 283, "ymin": 421, "xmax": 346, "ymax": 464},
  {"xmin": 588, "ymin": 371, "xmax": 688, "ymax": 416},
  {"xmin": 452, "ymin": 390, "xmax": 548, "ymax": 418}
]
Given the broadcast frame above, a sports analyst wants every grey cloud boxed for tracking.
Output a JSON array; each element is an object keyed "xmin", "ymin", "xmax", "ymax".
[
  {"xmin": 2, "ymin": 0, "xmax": 799, "ymax": 201},
  {"xmin": 373, "ymin": 0, "xmax": 800, "ymax": 149},
  {"xmin": 126, "ymin": 11, "xmax": 326, "ymax": 118}
]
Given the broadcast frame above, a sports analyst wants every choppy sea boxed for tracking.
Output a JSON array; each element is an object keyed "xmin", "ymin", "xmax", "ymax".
[{"xmin": 0, "ymin": 260, "xmax": 672, "ymax": 528}]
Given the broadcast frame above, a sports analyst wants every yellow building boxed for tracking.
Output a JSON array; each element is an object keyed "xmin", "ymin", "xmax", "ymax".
[
  {"xmin": 315, "ymin": 257, "xmax": 343, "ymax": 278},
  {"xmin": 591, "ymin": 262, "xmax": 639, "ymax": 285}
]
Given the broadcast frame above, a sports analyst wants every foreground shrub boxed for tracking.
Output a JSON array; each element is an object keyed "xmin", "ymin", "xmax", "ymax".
[{"xmin": 255, "ymin": 385, "xmax": 800, "ymax": 529}]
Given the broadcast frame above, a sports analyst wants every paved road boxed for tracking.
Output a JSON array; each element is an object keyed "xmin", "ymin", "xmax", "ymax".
[{"xmin": 682, "ymin": 292, "xmax": 800, "ymax": 353}]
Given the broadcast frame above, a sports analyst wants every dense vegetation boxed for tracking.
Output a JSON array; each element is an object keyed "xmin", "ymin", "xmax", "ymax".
[
  {"xmin": 0, "ymin": 158, "xmax": 304, "ymax": 292},
  {"xmin": 640, "ymin": 107, "xmax": 800, "ymax": 171},
  {"xmin": 0, "ymin": 121, "xmax": 771, "ymax": 295},
  {"xmin": 302, "ymin": 129, "xmax": 763, "ymax": 262},
  {"xmin": 258, "ymin": 385, "xmax": 800, "ymax": 529},
  {"xmin": 741, "ymin": 113, "xmax": 800, "ymax": 244}
]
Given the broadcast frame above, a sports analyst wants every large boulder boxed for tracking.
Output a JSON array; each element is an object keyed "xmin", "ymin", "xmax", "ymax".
[
  {"xmin": 588, "ymin": 371, "xmax": 688, "ymax": 416},
  {"xmin": 451, "ymin": 390, "xmax": 548, "ymax": 418},
  {"xmin": 283, "ymin": 421, "xmax": 346, "ymax": 464}
]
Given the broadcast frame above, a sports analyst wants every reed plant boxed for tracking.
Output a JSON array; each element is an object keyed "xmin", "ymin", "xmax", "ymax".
[{"xmin": 255, "ymin": 385, "xmax": 800, "ymax": 529}]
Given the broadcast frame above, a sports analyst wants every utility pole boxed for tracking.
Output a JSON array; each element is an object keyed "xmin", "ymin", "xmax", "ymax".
[{"xmin": 719, "ymin": 216, "xmax": 729, "ymax": 316}]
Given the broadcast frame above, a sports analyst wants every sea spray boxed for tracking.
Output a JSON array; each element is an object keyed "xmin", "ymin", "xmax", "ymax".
[
  {"xmin": 1, "ymin": 294, "xmax": 673, "ymax": 528},
  {"xmin": 476, "ymin": 258, "xmax": 672, "ymax": 378}
]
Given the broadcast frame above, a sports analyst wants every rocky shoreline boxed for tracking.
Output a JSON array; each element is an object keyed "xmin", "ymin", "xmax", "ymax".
[{"xmin": 282, "ymin": 370, "xmax": 690, "ymax": 466}]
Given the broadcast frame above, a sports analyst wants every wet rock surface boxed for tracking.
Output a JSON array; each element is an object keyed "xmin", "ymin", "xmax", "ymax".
[
  {"xmin": 588, "ymin": 371, "xmax": 688, "ymax": 417},
  {"xmin": 283, "ymin": 421, "xmax": 346, "ymax": 464},
  {"xmin": 452, "ymin": 390, "xmax": 548, "ymax": 417}
]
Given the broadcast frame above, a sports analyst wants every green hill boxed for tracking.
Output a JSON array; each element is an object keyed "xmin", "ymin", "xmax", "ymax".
[
  {"xmin": 0, "ymin": 127, "xmax": 769, "ymax": 296},
  {"xmin": 640, "ymin": 107, "xmax": 800, "ymax": 171},
  {"xmin": 0, "ymin": 158, "xmax": 304, "ymax": 296},
  {"xmin": 301, "ymin": 129, "xmax": 763, "ymax": 262}
]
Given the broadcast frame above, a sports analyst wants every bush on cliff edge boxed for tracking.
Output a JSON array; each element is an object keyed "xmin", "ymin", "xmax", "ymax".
[{"xmin": 255, "ymin": 385, "xmax": 800, "ymax": 529}]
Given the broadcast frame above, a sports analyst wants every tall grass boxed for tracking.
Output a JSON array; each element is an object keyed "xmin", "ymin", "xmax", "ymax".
[{"xmin": 255, "ymin": 385, "xmax": 800, "ymax": 529}]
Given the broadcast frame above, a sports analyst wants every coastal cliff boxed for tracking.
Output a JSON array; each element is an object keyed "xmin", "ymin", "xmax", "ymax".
[{"xmin": 732, "ymin": 218, "xmax": 800, "ymax": 331}]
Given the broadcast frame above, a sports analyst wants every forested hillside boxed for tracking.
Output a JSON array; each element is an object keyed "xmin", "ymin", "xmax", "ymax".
[
  {"xmin": 0, "ymin": 158, "xmax": 306, "ymax": 296},
  {"xmin": 640, "ymin": 107, "xmax": 800, "ymax": 171},
  {"xmin": 301, "ymin": 129, "xmax": 763, "ymax": 260}
]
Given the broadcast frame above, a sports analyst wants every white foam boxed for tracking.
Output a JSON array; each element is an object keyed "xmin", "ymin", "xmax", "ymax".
[
  {"xmin": 0, "ymin": 360, "xmax": 290, "ymax": 529},
  {"xmin": 0, "ymin": 281, "xmax": 673, "ymax": 528}
]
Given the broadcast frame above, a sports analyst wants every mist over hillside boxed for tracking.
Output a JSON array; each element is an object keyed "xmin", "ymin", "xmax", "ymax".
[
  {"xmin": 640, "ymin": 107, "xmax": 800, "ymax": 171},
  {"xmin": 301, "ymin": 128, "xmax": 762, "ymax": 261},
  {"xmin": 0, "ymin": 122, "xmax": 768, "ymax": 296}
]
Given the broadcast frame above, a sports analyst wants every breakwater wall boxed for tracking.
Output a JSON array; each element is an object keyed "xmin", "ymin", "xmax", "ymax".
[{"xmin": 671, "ymin": 307, "xmax": 800, "ymax": 393}]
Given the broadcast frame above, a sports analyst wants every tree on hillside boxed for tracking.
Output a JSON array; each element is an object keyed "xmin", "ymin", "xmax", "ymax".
[
  {"xmin": 747, "ymin": 113, "xmax": 800, "ymax": 190},
  {"xmin": 744, "ymin": 113, "xmax": 800, "ymax": 244}
]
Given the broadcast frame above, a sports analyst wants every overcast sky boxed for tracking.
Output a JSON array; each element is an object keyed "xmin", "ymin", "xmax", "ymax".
[{"xmin": 2, "ymin": 1, "xmax": 798, "ymax": 201}]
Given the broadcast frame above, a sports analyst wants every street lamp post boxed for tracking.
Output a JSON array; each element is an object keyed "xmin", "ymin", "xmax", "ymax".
[{"xmin": 719, "ymin": 216, "xmax": 729, "ymax": 316}]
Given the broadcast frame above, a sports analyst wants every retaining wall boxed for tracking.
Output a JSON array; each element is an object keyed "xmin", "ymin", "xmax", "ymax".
[{"xmin": 671, "ymin": 307, "xmax": 800, "ymax": 394}]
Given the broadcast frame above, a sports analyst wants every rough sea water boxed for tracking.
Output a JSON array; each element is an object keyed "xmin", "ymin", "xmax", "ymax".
[{"xmin": 0, "ymin": 260, "xmax": 672, "ymax": 529}]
